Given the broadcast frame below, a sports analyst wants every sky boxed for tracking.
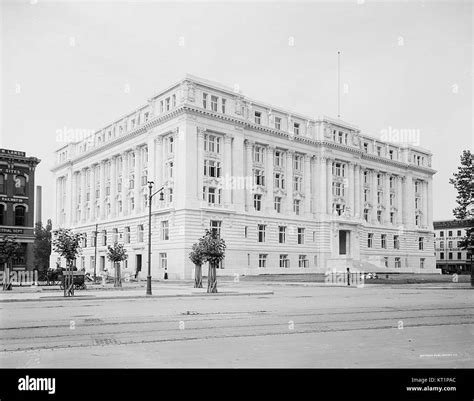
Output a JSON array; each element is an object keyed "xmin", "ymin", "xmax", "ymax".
[{"xmin": 1, "ymin": 0, "xmax": 472, "ymax": 224}]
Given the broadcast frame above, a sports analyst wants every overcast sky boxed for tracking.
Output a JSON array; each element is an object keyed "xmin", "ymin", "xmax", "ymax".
[{"xmin": 1, "ymin": 0, "xmax": 472, "ymax": 224}]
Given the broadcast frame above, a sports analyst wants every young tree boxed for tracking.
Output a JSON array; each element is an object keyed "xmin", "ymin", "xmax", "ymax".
[
  {"xmin": 189, "ymin": 242, "xmax": 205, "ymax": 288},
  {"xmin": 199, "ymin": 230, "xmax": 226, "ymax": 293},
  {"xmin": 52, "ymin": 229, "xmax": 83, "ymax": 296},
  {"xmin": 0, "ymin": 236, "xmax": 21, "ymax": 290},
  {"xmin": 33, "ymin": 219, "xmax": 52, "ymax": 272},
  {"xmin": 449, "ymin": 150, "xmax": 474, "ymax": 286},
  {"xmin": 106, "ymin": 242, "xmax": 128, "ymax": 288}
]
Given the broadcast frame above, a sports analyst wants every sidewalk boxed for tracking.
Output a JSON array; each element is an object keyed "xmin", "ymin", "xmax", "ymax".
[{"xmin": 0, "ymin": 281, "xmax": 274, "ymax": 303}]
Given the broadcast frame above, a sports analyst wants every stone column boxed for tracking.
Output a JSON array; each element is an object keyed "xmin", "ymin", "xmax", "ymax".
[
  {"xmin": 354, "ymin": 163, "xmax": 360, "ymax": 218},
  {"xmin": 245, "ymin": 139, "xmax": 254, "ymax": 211},
  {"xmin": 56, "ymin": 177, "xmax": 62, "ymax": 225},
  {"xmin": 371, "ymin": 170, "xmax": 378, "ymax": 223},
  {"xmin": 384, "ymin": 173, "xmax": 391, "ymax": 224},
  {"xmin": 347, "ymin": 162, "xmax": 354, "ymax": 216},
  {"xmin": 121, "ymin": 152, "xmax": 128, "ymax": 215},
  {"xmin": 265, "ymin": 145, "xmax": 274, "ymax": 213},
  {"xmin": 312, "ymin": 156, "xmax": 318, "ymax": 215},
  {"xmin": 90, "ymin": 165, "xmax": 96, "ymax": 220},
  {"xmin": 304, "ymin": 154, "xmax": 311, "ymax": 215},
  {"xmin": 403, "ymin": 175, "xmax": 414, "ymax": 228},
  {"xmin": 110, "ymin": 157, "xmax": 117, "ymax": 217},
  {"xmin": 71, "ymin": 172, "xmax": 78, "ymax": 225},
  {"xmin": 99, "ymin": 161, "xmax": 105, "ymax": 220},
  {"xmin": 81, "ymin": 169, "xmax": 87, "ymax": 223},
  {"xmin": 197, "ymin": 129, "xmax": 205, "ymax": 200},
  {"xmin": 427, "ymin": 178, "xmax": 433, "ymax": 229},
  {"xmin": 223, "ymin": 135, "xmax": 232, "ymax": 207},
  {"xmin": 326, "ymin": 158, "xmax": 332, "ymax": 214},
  {"xmin": 286, "ymin": 150, "xmax": 294, "ymax": 214},
  {"xmin": 134, "ymin": 147, "xmax": 142, "ymax": 214},
  {"xmin": 397, "ymin": 175, "xmax": 403, "ymax": 226},
  {"xmin": 318, "ymin": 156, "xmax": 327, "ymax": 215},
  {"xmin": 422, "ymin": 180, "xmax": 428, "ymax": 228}
]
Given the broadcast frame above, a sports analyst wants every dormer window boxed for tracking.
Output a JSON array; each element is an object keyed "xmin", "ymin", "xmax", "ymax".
[
  {"xmin": 255, "ymin": 111, "xmax": 261, "ymax": 125},
  {"xmin": 275, "ymin": 117, "xmax": 281, "ymax": 130},
  {"xmin": 211, "ymin": 96, "xmax": 218, "ymax": 112},
  {"xmin": 294, "ymin": 122, "xmax": 300, "ymax": 135},
  {"xmin": 165, "ymin": 98, "xmax": 170, "ymax": 111}
]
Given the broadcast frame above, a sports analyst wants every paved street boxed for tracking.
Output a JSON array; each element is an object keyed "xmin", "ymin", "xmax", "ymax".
[{"xmin": 0, "ymin": 282, "xmax": 472, "ymax": 368}]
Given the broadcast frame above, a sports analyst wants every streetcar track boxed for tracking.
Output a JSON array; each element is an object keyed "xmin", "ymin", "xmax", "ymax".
[
  {"xmin": 2, "ymin": 306, "xmax": 473, "ymax": 331},
  {"xmin": 1, "ymin": 320, "xmax": 473, "ymax": 353},
  {"xmin": 2, "ymin": 313, "xmax": 473, "ymax": 341}
]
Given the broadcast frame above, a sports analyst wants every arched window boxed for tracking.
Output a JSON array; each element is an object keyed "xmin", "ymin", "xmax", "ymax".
[
  {"xmin": 15, "ymin": 205, "xmax": 26, "ymax": 226},
  {"xmin": 0, "ymin": 174, "xmax": 5, "ymax": 193},
  {"xmin": 0, "ymin": 204, "xmax": 4, "ymax": 225},
  {"xmin": 14, "ymin": 175, "xmax": 26, "ymax": 196}
]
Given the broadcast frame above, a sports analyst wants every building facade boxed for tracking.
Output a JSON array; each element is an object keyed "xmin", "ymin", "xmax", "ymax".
[
  {"xmin": 51, "ymin": 75, "xmax": 436, "ymax": 279},
  {"xmin": 434, "ymin": 219, "xmax": 473, "ymax": 274},
  {"xmin": 0, "ymin": 148, "xmax": 41, "ymax": 271}
]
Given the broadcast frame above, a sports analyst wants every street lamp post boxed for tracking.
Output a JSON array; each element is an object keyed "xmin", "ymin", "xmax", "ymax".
[{"xmin": 147, "ymin": 181, "xmax": 164, "ymax": 296}]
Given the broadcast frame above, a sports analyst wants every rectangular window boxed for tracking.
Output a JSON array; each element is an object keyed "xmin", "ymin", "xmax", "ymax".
[
  {"xmin": 274, "ymin": 151, "xmax": 283, "ymax": 167},
  {"xmin": 161, "ymin": 220, "xmax": 169, "ymax": 240},
  {"xmin": 381, "ymin": 234, "xmax": 387, "ymax": 249},
  {"xmin": 253, "ymin": 194, "xmax": 262, "ymax": 211},
  {"xmin": 275, "ymin": 117, "xmax": 281, "ymax": 130},
  {"xmin": 457, "ymin": 252, "xmax": 462, "ymax": 260},
  {"xmin": 384, "ymin": 257, "xmax": 389, "ymax": 267},
  {"xmin": 293, "ymin": 122, "xmax": 300, "ymax": 135},
  {"xmin": 124, "ymin": 227, "xmax": 130, "ymax": 243},
  {"xmin": 160, "ymin": 253, "xmax": 167, "ymax": 269},
  {"xmin": 258, "ymin": 224, "xmax": 266, "ymax": 243},
  {"xmin": 253, "ymin": 146, "xmax": 264, "ymax": 163},
  {"xmin": 420, "ymin": 258, "xmax": 425, "ymax": 269},
  {"xmin": 211, "ymin": 95, "xmax": 218, "ymax": 112},
  {"xmin": 279, "ymin": 254, "xmax": 289, "ymax": 268},
  {"xmin": 165, "ymin": 97, "xmax": 170, "ymax": 111},
  {"xmin": 448, "ymin": 252, "xmax": 453, "ymax": 260},
  {"xmin": 202, "ymin": 93, "xmax": 208, "ymax": 108},
  {"xmin": 377, "ymin": 210, "xmax": 382, "ymax": 223},
  {"xmin": 210, "ymin": 220, "xmax": 222, "ymax": 237},
  {"xmin": 440, "ymin": 252, "xmax": 444, "ymax": 260},
  {"xmin": 395, "ymin": 257, "xmax": 401, "ymax": 268},
  {"xmin": 363, "ymin": 209, "xmax": 369, "ymax": 222},
  {"xmin": 279, "ymin": 226, "xmax": 286, "ymax": 243},
  {"xmin": 254, "ymin": 111, "xmax": 261, "ymax": 124},
  {"xmin": 394, "ymin": 235, "xmax": 400, "ymax": 250},
  {"xmin": 258, "ymin": 254, "xmax": 267, "ymax": 268},
  {"xmin": 244, "ymin": 226, "xmax": 248, "ymax": 238},
  {"xmin": 298, "ymin": 255, "xmax": 308, "ymax": 268},
  {"xmin": 254, "ymin": 169, "xmax": 265, "ymax": 186},
  {"xmin": 293, "ymin": 199, "xmax": 300, "ymax": 215},
  {"xmin": 274, "ymin": 196, "xmax": 281, "ymax": 213},
  {"xmin": 419, "ymin": 237, "xmax": 424, "ymax": 250},
  {"xmin": 274, "ymin": 173, "xmax": 285, "ymax": 189},
  {"xmin": 368, "ymin": 233, "xmax": 373, "ymax": 248},
  {"xmin": 297, "ymin": 228, "xmax": 305, "ymax": 244},
  {"xmin": 221, "ymin": 98, "xmax": 226, "ymax": 113},
  {"xmin": 137, "ymin": 225, "xmax": 144, "ymax": 243}
]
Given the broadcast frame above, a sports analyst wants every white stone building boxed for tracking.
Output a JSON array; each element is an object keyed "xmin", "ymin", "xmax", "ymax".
[{"xmin": 51, "ymin": 75, "xmax": 436, "ymax": 279}]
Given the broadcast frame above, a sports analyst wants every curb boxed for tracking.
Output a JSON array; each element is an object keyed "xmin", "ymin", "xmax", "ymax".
[{"xmin": 0, "ymin": 290, "xmax": 274, "ymax": 303}]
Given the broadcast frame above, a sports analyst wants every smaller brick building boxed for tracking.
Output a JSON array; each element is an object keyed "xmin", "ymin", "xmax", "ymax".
[
  {"xmin": 0, "ymin": 148, "xmax": 41, "ymax": 271},
  {"xmin": 434, "ymin": 219, "xmax": 474, "ymax": 274}
]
